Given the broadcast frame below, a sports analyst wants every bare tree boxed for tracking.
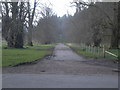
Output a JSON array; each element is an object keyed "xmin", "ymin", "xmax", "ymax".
[
  {"xmin": 33, "ymin": 5, "xmax": 59, "ymax": 44},
  {"xmin": 27, "ymin": 0, "xmax": 37, "ymax": 46},
  {"xmin": 2, "ymin": 2, "xmax": 28, "ymax": 48},
  {"xmin": 71, "ymin": 1, "xmax": 119, "ymax": 48},
  {"xmin": 110, "ymin": 2, "xmax": 119, "ymax": 49}
]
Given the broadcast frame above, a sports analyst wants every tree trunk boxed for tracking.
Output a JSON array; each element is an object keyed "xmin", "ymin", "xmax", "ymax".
[
  {"xmin": 27, "ymin": 21, "xmax": 33, "ymax": 46},
  {"xmin": 110, "ymin": 2, "xmax": 119, "ymax": 49},
  {"xmin": 27, "ymin": 0, "xmax": 36, "ymax": 46},
  {"xmin": 118, "ymin": 2, "xmax": 120, "ymax": 47},
  {"xmin": 7, "ymin": 2, "xmax": 18, "ymax": 48},
  {"xmin": 14, "ymin": 20, "xmax": 24, "ymax": 48},
  {"xmin": 7, "ymin": 2, "xmax": 24, "ymax": 48},
  {"xmin": 14, "ymin": 2, "xmax": 25, "ymax": 48},
  {"xmin": 110, "ymin": 27, "xmax": 119, "ymax": 49},
  {"xmin": 92, "ymin": 27, "xmax": 101, "ymax": 47}
]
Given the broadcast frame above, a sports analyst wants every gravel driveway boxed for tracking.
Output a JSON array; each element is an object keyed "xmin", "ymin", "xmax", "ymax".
[
  {"xmin": 3, "ymin": 43, "xmax": 118, "ymax": 75},
  {"xmin": 2, "ymin": 43, "xmax": 118, "ymax": 88}
]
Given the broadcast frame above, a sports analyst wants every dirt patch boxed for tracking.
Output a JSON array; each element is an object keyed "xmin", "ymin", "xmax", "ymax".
[{"xmin": 2, "ymin": 59, "xmax": 118, "ymax": 76}]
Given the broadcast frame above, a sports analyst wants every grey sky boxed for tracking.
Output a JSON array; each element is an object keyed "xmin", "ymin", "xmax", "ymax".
[{"xmin": 32, "ymin": 0, "xmax": 76, "ymax": 17}]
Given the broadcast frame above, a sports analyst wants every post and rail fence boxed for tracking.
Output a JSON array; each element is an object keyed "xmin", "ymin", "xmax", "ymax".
[{"xmin": 78, "ymin": 43, "xmax": 119, "ymax": 60}]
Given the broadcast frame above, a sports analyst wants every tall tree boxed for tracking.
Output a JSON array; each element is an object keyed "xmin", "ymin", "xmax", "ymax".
[
  {"xmin": 71, "ymin": 1, "xmax": 119, "ymax": 48},
  {"xmin": 2, "ymin": 2, "xmax": 10, "ymax": 41},
  {"xmin": 110, "ymin": 2, "xmax": 119, "ymax": 49},
  {"xmin": 118, "ymin": 2, "xmax": 120, "ymax": 46},
  {"xmin": 2, "ymin": 2, "xmax": 27, "ymax": 48},
  {"xmin": 27, "ymin": 0, "xmax": 37, "ymax": 46}
]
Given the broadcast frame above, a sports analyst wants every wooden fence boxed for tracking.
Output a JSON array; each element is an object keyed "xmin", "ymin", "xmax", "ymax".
[{"xmin": 79, "ymin": 44, "xmax": 119, "ymax": 60}]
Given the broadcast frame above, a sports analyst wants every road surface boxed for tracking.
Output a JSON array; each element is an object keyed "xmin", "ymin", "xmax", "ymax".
[{"xmin": 2, "ymin": 43, "xmax": 118, "ymax": 88}]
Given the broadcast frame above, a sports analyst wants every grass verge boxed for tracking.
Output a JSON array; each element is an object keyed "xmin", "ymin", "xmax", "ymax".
[
  {"xmin": 2, "ymin": 43, "xmax": 55, "ymax": 67},
  {"xmin": 67, "ymin": 44, "xmax": 119, "ymax": 60},
  {"xmin": 69, "ymin": 45, "xmax": 98, "ymax": 59}
]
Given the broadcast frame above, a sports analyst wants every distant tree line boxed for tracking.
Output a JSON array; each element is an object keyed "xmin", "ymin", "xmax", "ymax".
[
  {"xmin": 1, "ymin": 1, "xmax": 120, "ymax": 49},
  {"xmin": 57, "ymin": 2, "xmax": 120, "ymax": 49},
  {"xmin": 32, "ymin": 5, "xmax": 61, "ymax": 44}
]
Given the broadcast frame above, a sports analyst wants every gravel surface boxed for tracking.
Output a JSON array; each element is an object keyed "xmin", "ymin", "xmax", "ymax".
[{"xmin": 3, "ymin": 43, "xmax": 118, "ymax": 76}]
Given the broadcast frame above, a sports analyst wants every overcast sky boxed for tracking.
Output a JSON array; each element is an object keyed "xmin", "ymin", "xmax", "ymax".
[
  {"xmin": 30, "ymin": 0, "xmax": 118, "ymax": 17},
  {"xmin": 36, "ymin": 0, "xmax": 76, "ymax": 17}
]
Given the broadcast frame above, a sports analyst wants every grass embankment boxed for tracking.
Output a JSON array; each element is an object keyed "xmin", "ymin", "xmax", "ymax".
[
  {"xmin": 2, "ymin": 43, "xmax": 55, "ymax": 67},
  {"xmin": 67, "ymin": 44, "xmax": 119, "ymax": 60},
  {"xmin": 69, "ymin": 45, "xmax": 98, "ymax": 58}
]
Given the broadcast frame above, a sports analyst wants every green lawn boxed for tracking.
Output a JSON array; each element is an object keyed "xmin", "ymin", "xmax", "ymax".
[{"xmin": 2, "ymin": 43, "xmax": 55, "ymax": 67}]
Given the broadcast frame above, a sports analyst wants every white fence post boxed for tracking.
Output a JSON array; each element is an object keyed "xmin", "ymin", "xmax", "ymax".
[
  {"xmin": 89, "ymin": 45, "xmax": 90, "ymax": 52},
  {"xmin": 103, "ymin": 45, "xmax": 105, "ymax": 58},
  {"xmin": 98, "ymin": 47, "xmax": 100, "ymax": 57}
]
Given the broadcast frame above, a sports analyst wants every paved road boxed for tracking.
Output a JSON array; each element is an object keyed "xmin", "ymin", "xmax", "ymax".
[
  {"xmin": 2, "ymin": 43, "xmax": 118, "ymax": 88},
  {"xmin": 3, "ymin": 74, "xmax": 118, "ymax": 88}
]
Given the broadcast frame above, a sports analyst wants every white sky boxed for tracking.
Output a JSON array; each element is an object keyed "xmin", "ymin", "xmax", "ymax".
[
  {"xmin": 31, "ymin": 0, "xmax": 113, "ymax": 17},
  {"xmin": 37, "ymin": 0, "xmax": 76, "ymax": 17}
]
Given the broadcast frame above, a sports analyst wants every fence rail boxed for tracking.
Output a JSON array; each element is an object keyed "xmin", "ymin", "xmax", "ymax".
[
  {"xmin": 76, "ymin": 43, "xmax": 119, "ymax": 60},
  {"xmin": 105, "ymin": 51, "xmax": 118, "ymax": 58}
]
